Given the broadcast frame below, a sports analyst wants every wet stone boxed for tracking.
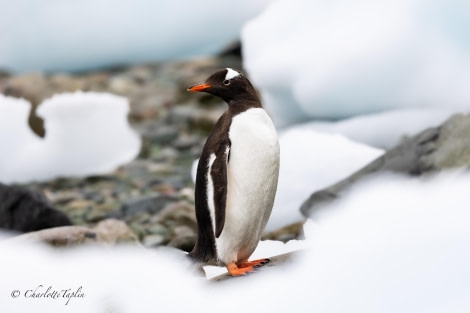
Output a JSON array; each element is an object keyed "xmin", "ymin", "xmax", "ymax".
[
  {"xmin": 145, "ymin": 223, "xmax": 170, "ymax": 237},
  {"xmin": 143, "ymin": 234, "xmax": 165, "ymax": 247},
  {"xmin": 121, "ymin": 194, "xmax": 178, "ymax": 217},
  {"xmin": 129, "ymin": 222, "xmax": 148, "ymax": 240}
]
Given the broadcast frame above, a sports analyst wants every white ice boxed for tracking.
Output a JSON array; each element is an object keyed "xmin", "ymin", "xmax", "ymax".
[
  {"xmin": 242, "ymin": 0, "xmax": 470, "ymax": 127},
  {"xmin": 299, "ymin": 107, "xmax": 468, "ymax": 149},
  {"xmin": 1, "ymin": 172, "xmax": 469, "ymax": 312},
  {"xmin": 0, "ymin": 92, "xmax": 141, "ymax": 184},
  {"xmin": 0, "ymin": 0, "xmax": 272, "ymax": 73},
  {"xmin": 266, "ymin": 127, "xmax": 383, "ymax": 231}
]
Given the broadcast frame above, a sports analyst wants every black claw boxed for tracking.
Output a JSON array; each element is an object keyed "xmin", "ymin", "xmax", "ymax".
[{"xmin": 254, "ymin": 258, "xmax": 271, "ymax": 268}]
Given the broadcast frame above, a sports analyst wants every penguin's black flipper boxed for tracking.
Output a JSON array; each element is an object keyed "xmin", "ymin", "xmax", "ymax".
[{"xmin": 211, "ymin": 143, "xmax": 230, "ymax": 238}]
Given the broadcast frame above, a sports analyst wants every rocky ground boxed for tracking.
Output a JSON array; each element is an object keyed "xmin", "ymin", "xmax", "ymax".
[
  {"xmin": 0, "ymin": 52, "xmax": 301, "ymax": 252},
  {"xmin": 4, "ymin": 50, "xmax": 468, "ymax": 258}
]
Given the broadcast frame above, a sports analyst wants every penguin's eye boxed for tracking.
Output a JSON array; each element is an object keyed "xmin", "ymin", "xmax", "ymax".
[{"xmin": 223, "ymin": 80, "xmax": 230, "ymax": 85}]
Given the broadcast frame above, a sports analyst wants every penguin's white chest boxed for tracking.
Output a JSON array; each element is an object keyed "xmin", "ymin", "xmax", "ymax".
[{"xmin": 216, "ymin": 107, "xmax": 280, "ymax": 264}]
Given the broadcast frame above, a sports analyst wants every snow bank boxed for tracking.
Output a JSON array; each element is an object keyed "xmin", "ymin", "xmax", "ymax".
[
  {"xmin": 0, "ymin": 0, "xmax": 272, "ymax": 73},
  {"xmin": 0, "ymin": 92, "xmax": 140, "ymax": 183},
  {"xmin": 0, "ymin": 95, "xmax": 41, "ymax": 178},
  {"xmin": 301, "ymin": 107, "xmax": 465, "ymax": 149},
  {"xmin": 242, "ymin": 0, "xmax": 470, "ymax": 127},
  {"xmin": 293, "ymin": 173, "xmax": 470, "ymax": 312},
  {"xmin": 0, "ymin": 243, "xmax": 197, "ymax": 313},
  {"xmin": 2, "ymin": 173, "xmax": 469, "ymax": 312},
  {"xmin": 266, "ymin": 128, "xmax": 383, "ymax": 231}
]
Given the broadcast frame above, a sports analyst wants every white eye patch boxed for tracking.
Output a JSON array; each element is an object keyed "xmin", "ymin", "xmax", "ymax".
[{"xmin": 225, "ymin": 68, "xmax": 241, "ymax": 81}]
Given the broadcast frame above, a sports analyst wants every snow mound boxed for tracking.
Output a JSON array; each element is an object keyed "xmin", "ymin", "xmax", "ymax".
[
  {"xmin": 1, "ymin": 173, "xmax": 469, "ymax": 312},
  {"xmin": 296, "ymin": 173, "xmax": 470, "ymax": 312},
  {"xmin": 267, "ymin": 128, "xmax": 383, "ymax": 231},
  {"xmin": 242, "ymin": 0, "xmax": 470, "ymax": 127},
  {"xmin": 0, "ymin": 0, "xmax": 272, "ymax": 73},
  {"xmin": 0, "ymin": 95, "xmax": 40, "ymax": 177},
  {"xmin": 301, "ymin": 107, "xmax": 466, "ymax": 149},
  {"xmin": 0, "ymin": 92, "xmax": 140, "ymax": 183}
]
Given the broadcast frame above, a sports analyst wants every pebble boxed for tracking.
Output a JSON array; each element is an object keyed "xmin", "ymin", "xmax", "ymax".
[
  {"xmin": 167, "ymin": 225, "xmax": 196, "ymax": 251},
  {"xmin": 145, "ymin": 223, "xmax": 169, "ymax": 236},
  {"xmin": 121, "ymin": 194, "xmax": 177, "ymax": 217},
  {"xmin": 143, "ymin": 234, "xmax": 165, "ymax": 247}
]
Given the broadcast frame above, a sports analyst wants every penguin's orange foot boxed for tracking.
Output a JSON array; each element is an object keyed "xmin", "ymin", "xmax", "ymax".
[
  {"xmin": 238, "ymin": 258, "xmax": 271, "ymax": 268},
  {"xmin": 226, "ymin": 262, "xmax": 255, "ymax": 276}
]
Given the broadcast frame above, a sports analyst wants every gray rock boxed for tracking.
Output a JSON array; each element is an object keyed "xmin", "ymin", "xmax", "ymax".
[
  {"xmin": 121, "ymin": 194, "xmax": 178, "ymax": 217},
  {"xmin": 46, "ymin": 190, "xmax": 83, "ymax": 205},
  {"xmin": 166, "ymin": 105, "xmax": 199, "ymax": 125},
  {"xmin": 109, "ymin": 75, "xmax": 136, "ymax": 94},
  {"xmin": 85, "ymin": 203, "xmax": 119, "ymax": 223},
  {"xmin": 143, "ymin": 202, "xmax": 197, "ymax": 251},
  {"xmin": 145, "ymin": 223, "xmax": 169, "ymax": 236},
  {"xmin": 173, "ymin": 134, "xmax": 200, "ymax": 150},
  {"xmin": 143, "ymin": 234, "xmax": 165, "ymax": 247},
  {"xmin": 190, "ymin": 107, "xmax": 226, "ymax": 132},
  {"xmin": 0, "ymin": 69, "xmax": 10, "ymax": 78},
  {"xmin": 301, "ymin": 113, "xmax": 470, "ymax": 217},
  {"xmin": 139, "ymin": 122, "xmax": 179, "ymax": 146},
  {"xmin": 167, "ymin": 225, "xmax": 196, "ymax": 251},
  {"xmin": 262, "ymin": 220, "xmax": 305, "ymax": 242},
  {"xmin": 1, "ymin": 72, "xmax": 49, "ymax": 105},
  {"xmin": 128, "ymin": 65, "xmax": 153, "ymax": 83},
  {"xmin": 426, "ymin": 113, "xmax": 470, "ymax": 169},
  {"xmin": 129, "ymin": 212, "xmax": 152, "ymax": 224},
  {"xmin": 129, "ymin": 222, "xmax": 148, "ymax": 239},
  {"xmin": 5, "ymin": 225, "xmax": 94, "ymax": 247},
  {"xmin": 4, "ymin": 219, "xmax": 138, "ymax": 247},
  {"xmin": 49, "ymin": 73, "xmax": 86, "ymax": 91},
  {"xmin": 151, "ymin": 201, "xmax": 197, "ymax": 230},
  {"xmin": 92, "ymin": 218, "xmax": 139, "ymax": 244}
]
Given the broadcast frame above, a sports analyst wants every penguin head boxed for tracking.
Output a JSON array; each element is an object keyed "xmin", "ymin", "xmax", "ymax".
[{"xmin": 187, "ymin": 68, "xmax": 260, "ymax": 104}]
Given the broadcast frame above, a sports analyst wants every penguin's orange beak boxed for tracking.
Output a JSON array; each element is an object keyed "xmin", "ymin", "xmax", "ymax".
[{"xmin": 187, "ymin": 83, "xmax": 211, "ymax": 92}]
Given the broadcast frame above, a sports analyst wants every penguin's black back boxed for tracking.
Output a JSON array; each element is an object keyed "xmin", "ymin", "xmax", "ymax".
[{"xmin": 188, "ymin": 68, "xmax": 263, "ymax": 264}]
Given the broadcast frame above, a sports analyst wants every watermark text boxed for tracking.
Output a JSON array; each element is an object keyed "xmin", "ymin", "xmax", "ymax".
[{"xmin": 10, "ymin": 285, "xmax": 85, "ymax": 305}]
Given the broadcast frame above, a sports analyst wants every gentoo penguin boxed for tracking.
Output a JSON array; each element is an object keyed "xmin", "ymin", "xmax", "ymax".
[{"xmin": 187, "ymin": 68, "xmax": 280, "ymax": 276}]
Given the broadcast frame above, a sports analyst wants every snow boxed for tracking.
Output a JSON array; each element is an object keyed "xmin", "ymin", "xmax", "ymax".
[
  {"xmin": 0, "ymin": 95, "xmax": 41, "ymax": 178},
  {"xmin": 242, "ymin": 0, "xmax": 470, "ymax": 127},
  {"xmin": 300, "ymin": 107, "xmax": 466, "ymax": 149},
  {"xmin": 0, "ymin": 0, "xmax": 272, "ymax": 73},
  {"xmin": 0, "ymin": 243, "xmax": 197, "ymax": 313},
  {"xmin": 0, "ymin": 92, "xmax": 140, "ymax": 184},
  {"xmin": 298, "ymin": 172, "xmax": 470, "ymax": 312},
  {"xmin": 266, "ymin": 127, "xmax": 383, "ymax": 231},
  {"xmin": 1, "ymin": 172, "xmax": 469, "ymax": 312}
]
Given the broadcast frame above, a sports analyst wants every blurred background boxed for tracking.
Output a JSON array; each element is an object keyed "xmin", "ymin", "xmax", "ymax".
[
  {"xmin": 1, "ymin": 1, "xmax": 470, "ymax": 311},
  {"xmin": 1, "ymin": 0, "xmax": 470, "ymax": 242},
  {"xmin": 0, "ymin": 0, "xmax": 279, "ymax": 246}
]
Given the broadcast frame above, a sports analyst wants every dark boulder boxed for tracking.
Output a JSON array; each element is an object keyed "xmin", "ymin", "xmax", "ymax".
[{"xmin": 0, "ymin": 183, "xmax": 71, "ymax": 232}]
